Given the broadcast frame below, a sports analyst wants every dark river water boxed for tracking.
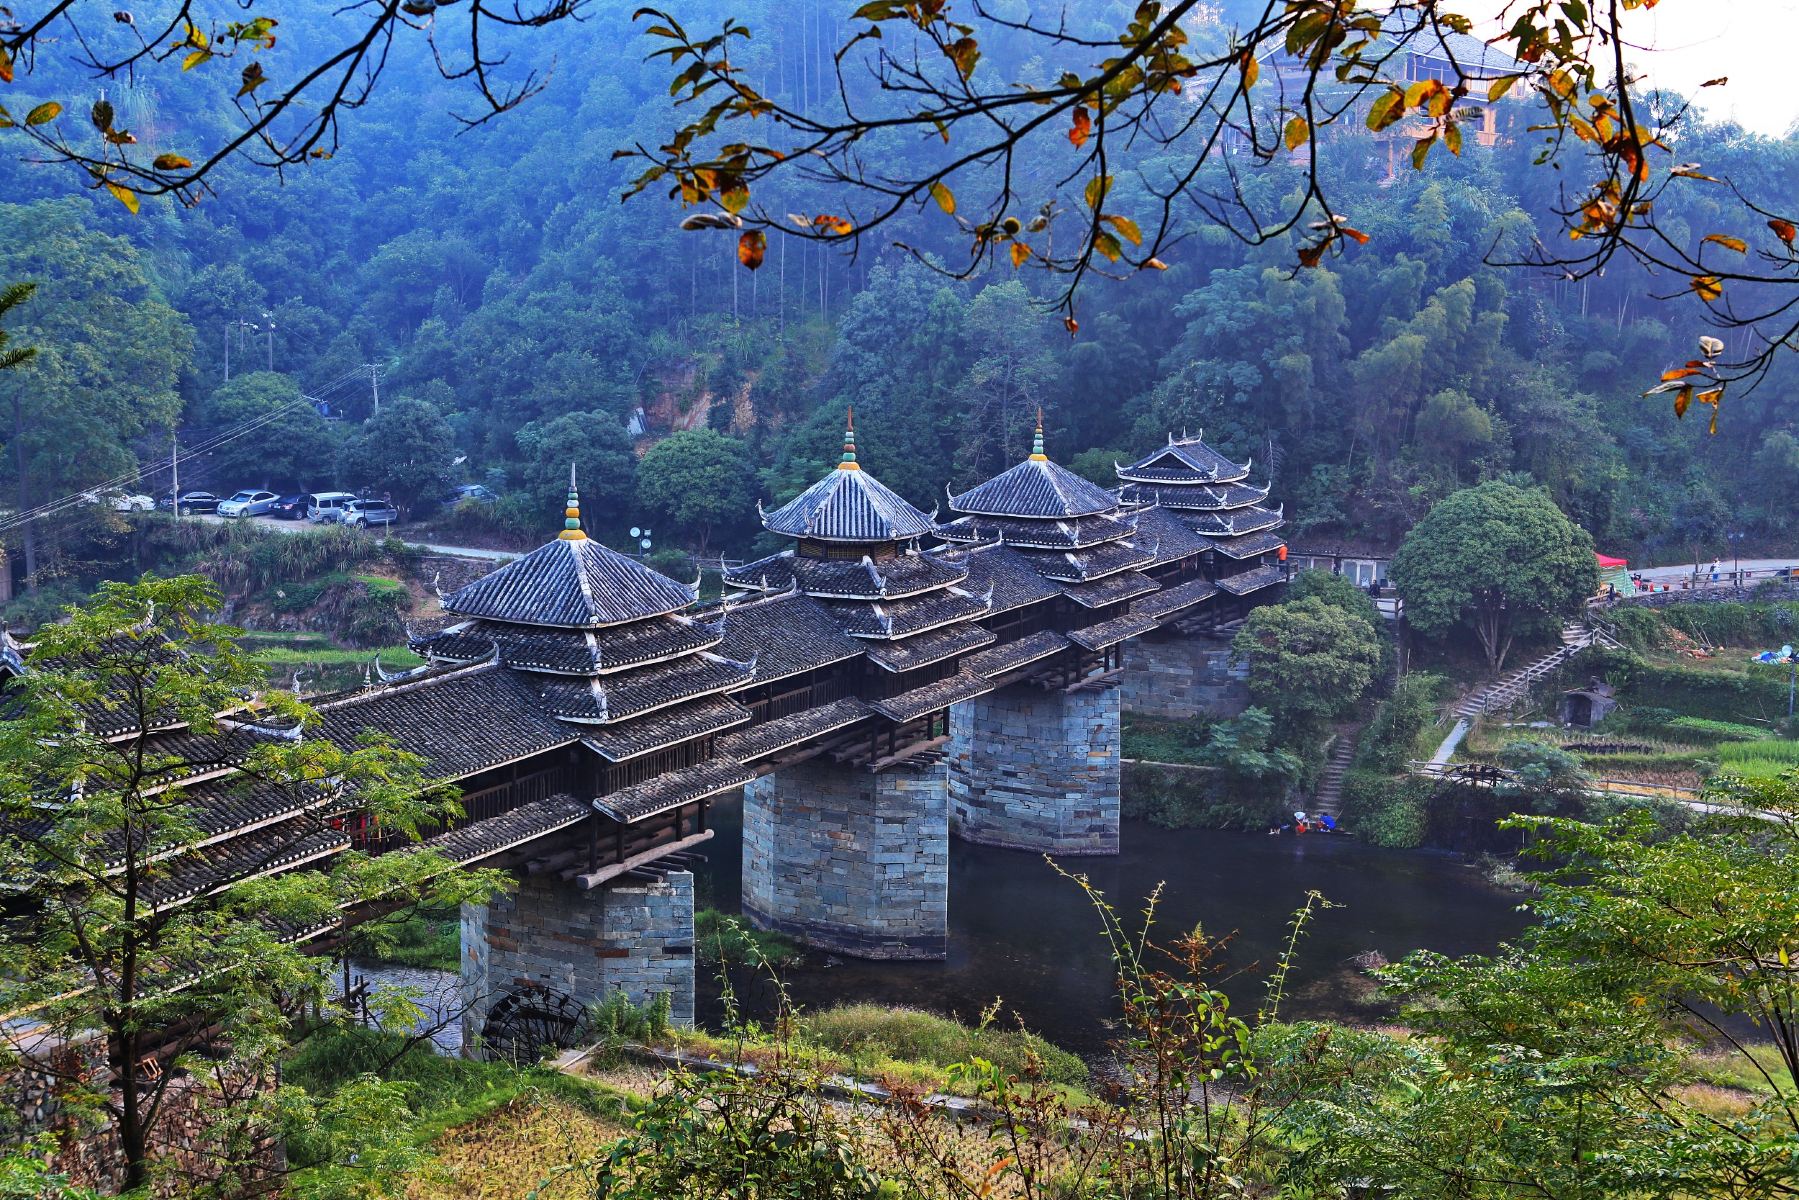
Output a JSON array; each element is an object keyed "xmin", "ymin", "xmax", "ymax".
[{"xmin": 694, "ymin": 808, "xmax": 1529, "ymax": 1056}]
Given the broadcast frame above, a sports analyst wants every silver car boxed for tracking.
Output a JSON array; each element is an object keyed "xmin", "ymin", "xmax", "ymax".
[{"xmin": 217, "ymin": 489, "xmax": 280, "ymax": 518}]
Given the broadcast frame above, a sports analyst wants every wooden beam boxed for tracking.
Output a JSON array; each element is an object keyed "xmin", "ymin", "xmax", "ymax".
[{"xmin": 575, "ymin": 828, "xmax": 717, "ymax": 890}]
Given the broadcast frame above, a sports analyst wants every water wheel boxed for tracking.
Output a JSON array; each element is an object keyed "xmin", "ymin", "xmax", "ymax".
[{"xmin": 479, "ymin": 985, "xmax": 592, "ymax": 1063}]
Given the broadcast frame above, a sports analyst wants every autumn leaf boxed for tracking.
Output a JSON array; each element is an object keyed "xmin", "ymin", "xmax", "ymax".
[
  {"xmin": 1068, "ymin": 107, "xmax": 1091, "ymax": 149},
  {"xmin": 1770, "ymin": 218, "xmax": 1797, "ymax": 245},
  {"xmin": 1366, "ymin": 88, "xmax": 1405, "ymax": 132},
  {"xmin": 812, "ymin": 214, "xmax": 853, "ymax": 236},
  {"xmin": 182, "ymin": 48, "xmax": 213, "ymax": 71},
  {"xmin": 25, "ymin": 102, "xmax": 61, "ymax": 126},
  {"xmin": 737, "ymin": 229, "xmax": 766, "ymax": 270},
  {"xmin": 239, "ymin": 63, "xmax": 268, "ymax": 96},
  {"xmin": 1009, "ymin": 242, "xmax": 1029, "ymax": 268},
  {"xmin": 1145, "ymin": 257, "xmax": 1169, "ymax": 270},
  {"xmin": 152, "ymin": 154, "xmax": 194, "ymax": 172},
  {"xmin": 1239, "ymin": 49, "xmax": 1258, "ymax": 89},
  {"xmin": 91, "ymin": 99, "xmax": 114, "ymax": 132},
  {"xmin": 1297, "ymin": 244, "xmax": 1325, "ymax": 269},
  {"xmin": 1092, "ymin": 231, "xmax": 1122, "ymax": 262},
  {"xmin": 946, "ymin": 36, "xmax": 980, "ymax": 79},
  {"xmin": 1672, "ymin": 385, "xmax": 1693, "ymax": 419},
  {"xmin": 1690, "ymin": 275, "xmax": 1723, "ymax": 302},
  {"xmin": 1083, "ymin": 174, "xmax": 1112, "ymax": 210},
  {"xmin": 1703, "ymin": 234, "xmax": 1747, "ymax": 253},
  {"xmin": 1102, "ymin": 213, "xmax": 1142, "ymax": 245},
  {"xmin": 1488, "ymin": 75, "xmax": 1519, "ymax": 101},
  {"xmin": 719, "ymin": 182, "xmax": 750, "ymax": 214},
  {"xmin": 929, "ymin": 182, "xmax": 955, "ymax": 214},
  {"xmin": 1339, "ymin": 226, "xmax": 1371, "ymax": 245},
  {"xmin": 104, "ymin": 181, "xmax": 140, "ymax": 214},
  {"xmin": 1063, "ymin": 315, "xmax": 1079, "ymax": 337},
  {"xmin": 0, "ymin": 46, "xmax": 13, "ymax": 85},
  {"xmin": 1284, "ymin": 116, "xmax": 1309, "ymax": 151}
]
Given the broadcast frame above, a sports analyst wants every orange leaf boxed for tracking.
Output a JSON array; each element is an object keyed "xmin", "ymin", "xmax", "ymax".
[
  {"xmin": 1771, "ymin": 218, "xmax": 1797, "ymax": 245},
  {"xmin": 1063, "ymin": 315, "xmax": 1079, "ymax": 337},
  {"xmin": 1009, "ymin": 241, "xmax": 1030, "ymax": 268},
  {"xmin": 1690, "ymin": 275, "xmax": 1723, "ymax": 302},
  {"xmin": 1068, "ymin": 107, "xmax": 1091, "ymax": 149},
  {"xmin": 929, "ymin": 182, "xmax": 955, "ymax": 214},
  {"xmin": 1703, "ymin": 234, "xmax": 1747, "ymax": 254},
  {"xmin": 737, "ymin": 229, "xmax": 766, "ymax": 270},
  {"xmin": 1145, "ymin": 257, "xmax": 1169, "ymax": 270},
  {"xmin": 1283, "ymin": 116, "xmax": 1309, "ymax": 151},
  {"xmin": 1672, "ymin": 385, "xmax": 1693, "ymax": 419}
]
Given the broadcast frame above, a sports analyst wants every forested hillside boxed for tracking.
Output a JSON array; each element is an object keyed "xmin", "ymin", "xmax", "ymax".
[{"xmin": 2, "ymin": 0, "xmax": 1796, "ymax": 597}]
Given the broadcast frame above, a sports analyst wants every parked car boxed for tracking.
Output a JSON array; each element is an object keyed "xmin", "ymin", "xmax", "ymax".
[
  {"xmin": 268, "ymin": 494, "xmax": 309, "ymax": 520},
  {"xmin": 217, "ymin": 489, "xmax": 280, "ymax": 518},
  {"xmin": 341, "ymin": 498, "xmax": 400, "ymax": 528},
  {"xmin": 82, "ymin": 490, "xmax": 155, "ymax": 512},
  {"xmin": 445, "ymin": 483, "xmax": 498, "ymax": 505},
  {"xmin": 156, "ymin": 490, "xmax": 221, "ymax": 515},
  {"xmin": 304, "ymin": 491, "xmax": 358, "ymax": 522}
]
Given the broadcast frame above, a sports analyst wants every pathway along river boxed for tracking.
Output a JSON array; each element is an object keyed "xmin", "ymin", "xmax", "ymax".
[{"xmin": 355, "ymin": 815, "xmax": 1528, "ymax": 1060}]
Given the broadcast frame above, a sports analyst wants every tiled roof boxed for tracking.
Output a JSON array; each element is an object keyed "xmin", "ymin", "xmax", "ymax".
[
  {"xmin": 943, "ymin": 544, "xmax": 1063, "ymax": 614},
  {"xmin": 935, "ymin": 512, "xmax": 1136, "ymax": 551},
  {"xmin": 315, "ymin": 664, "xmax": 580, "ymax": 779},
  {"xmin": 1189, "ymin": 505, "xmax": 1285, "ymax": 538},
  {"xmin": 1218, "ymin": 564, "xmax": 1288, "ymax": 596},
  {"xmin": 443, "ymin": 536, "xmax": 696, "ymax": 629},
  {"xmin": 964, "ymin": 630, "xmax": 1069, "ymax": 678},
  {"xmin": 725, "ymin": 550, "xmax": 967, "ymax": 599},
  {"xmin": 949, "ymin": 457, "xmax": 1119, "ymax": 519},
  {"xmin": 1134, "ymin": 577, "xmax": 1219, "ymax": 620},
  {"xmin": 578, "ymin": 695, "xmax": 750, "ymax": 762},
  {"xmin": 533, "ymin": 654, "xmax": 754, "ymax": 724},
  {"xmin": 593, "ymin": 757, "xmax": 752, "ymax": 823},
  {"xmin": 1014, "ymin": 539, "xmax": 1157, "ymax": 583},
  {"xmin": 1063, "ymin": 572, "xmax": 1161, "ymax": 609},
  {"xmin": 761, "ymin": 465, "xmax": 936, "ymax": 543},
  {"xmin": 863, "ymin": 622, "xmax": 996, "ymax": 673},
  {"xmin": 420, "ymin": 794, "xmax": 591, "ymax": 866},
  {"xmin": 1069, "ymin": 612, "xmax": 1160, "ymax": 651},
  {"xmin": 146, "ymin": 770, "xmax": 341, "ymax": 851},
  {"xmin": 715, "ymin": 593, "xmax": 865, "ymax": 684},
  {"xmin": 1127, "ymin": 506, "xmax": 1213, "ymax": 563},
  {"xmin": 824, "ymin": 587, "xmax": 991, "ymax": 639},
  {"xmin": 870, "ymin": 670, "xmax": 995, "ymax": 723},
  {"xmin": 1116, "ymin": 434, "xmax": 1251, "ymax": 485},
  {"xmin": 1118, "ymin": 482, "xmax": 1271, "ymax": 511},
  {"xmin": 1212, "ymin": 530, "xmax": 1288, "ymax": 560},
  {"xmin": 416, "ymin": 616, "xmax": 723, "ymax": 675},
  {"xmin": 717, "ymin": 697, "xmax": 873, "ymax": 762},
  {"xmin": 145, "ymin": 818, "xmax": 348, "ymax": 911}
]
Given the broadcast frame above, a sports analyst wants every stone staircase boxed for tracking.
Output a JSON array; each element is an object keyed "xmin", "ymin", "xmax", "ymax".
[
  {"xmin": 1311, "ymin": 727, "xmax": 1358, "ymax": 819},
  {"xmin": 1452, "ymin": 617, "xmax": 1622, "ymax": 719}
]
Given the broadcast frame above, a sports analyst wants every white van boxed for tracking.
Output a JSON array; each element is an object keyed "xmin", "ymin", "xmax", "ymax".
[{"xmin": 304, "ymin": 491, "xmax": 358, "ymax": 522}]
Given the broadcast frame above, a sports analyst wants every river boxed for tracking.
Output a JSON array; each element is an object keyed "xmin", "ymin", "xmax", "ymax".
[
  {"xmin": 695, "ymin": 810, "xmax": 1528, "ymax": 1055},
  {"xmin": 350, "ymin": 814, "xmax": 1528, "ymax": 1059}
]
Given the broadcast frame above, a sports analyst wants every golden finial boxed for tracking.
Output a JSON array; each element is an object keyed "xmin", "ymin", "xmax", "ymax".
[
  {"xmin": 1029, "ymin": 407, "xmax": 1048, "ymax": 462},
  {"xmin": 839, "ymin": 406, "xmax": 861, "ymax": 471},
  {"xmin": 558, "ymin": 461, "xmax": 588, "ymax": 541}
]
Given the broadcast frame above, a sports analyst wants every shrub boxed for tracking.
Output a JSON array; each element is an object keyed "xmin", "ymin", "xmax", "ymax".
[
  {"xmin": 694, "ymin": 909, "xmax": 801, "ymax": 966},
  {"xmin": 1354, "ymin": 673, "xmax": 1444, "ymax": 774},
  {"xmin": 1338, "ymin": 770, "xmax": 1433, "ymax": 848},
  {"xmin": 798, "ymin": 1003, "xmax": 1088, "ymax": 1087}
]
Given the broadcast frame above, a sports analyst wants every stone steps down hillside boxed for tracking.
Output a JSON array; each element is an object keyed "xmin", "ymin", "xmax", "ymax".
[
  {"xmin": 1311, "ymin": 728, "xmax": 1359, "ymax": 820},
  {"xmin": 1452, "ymin": 619, "xmax": 1621, "ymax": 720}
]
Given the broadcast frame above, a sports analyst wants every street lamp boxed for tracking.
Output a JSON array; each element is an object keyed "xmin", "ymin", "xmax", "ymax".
[{"xmin": 1729, "ymin": 530, "xmax": 1747, "ymax": 585}]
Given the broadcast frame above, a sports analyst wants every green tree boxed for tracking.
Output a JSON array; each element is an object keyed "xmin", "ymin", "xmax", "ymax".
[
  {"xmin": 0, "ymin": 576, "xmax": 504, "ymax": 1191},
  {"xmin": 337, "ymin": 397, "xmax": 458, "ymax": 515},
  {"xmin": 1390, "ymin": 480, "xmax": 1598, "ymax": 672},
  {"xmin": 0, "ymin": 201, "xmax": 191, "ymax": 588},
  {"xmin": 197, "ymin": 371, "xmax": 339, "ymax": 494},
  {"xmin": 514, "ymin": 413, "xmax": 637, "ymax": 537},
  {"xmin": 636, "ymin": 429, "xmax": 756, "ymax": 556},
  {"xmin": 1232, "ymin": 595, "xmax": 1384, "ymax": 738}
]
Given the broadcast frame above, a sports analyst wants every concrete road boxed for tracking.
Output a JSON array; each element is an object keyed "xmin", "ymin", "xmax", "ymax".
[
  {"xmin": 1634, "ymin": 557, "xmax": 1798, "ymax": 582},
  {"xmin": 189, "ymin": 512, "xmax": 519, "ymax": 562}
]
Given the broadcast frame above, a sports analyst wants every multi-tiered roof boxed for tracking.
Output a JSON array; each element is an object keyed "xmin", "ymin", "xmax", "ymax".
[
  {"xmin": 414, "ymin": 469, "xmax": 755, "ymax": 816},
  {"xmin": 724, "ymin": 412, "xmax": 995, "ymax": 723},
  {"xmin": 937, "ymin": 415, "xmax": 1162, "ymax": 649},
  {"xmin": 1116, "ymin": 432, "xmax": 1286, "ymax": 597}
]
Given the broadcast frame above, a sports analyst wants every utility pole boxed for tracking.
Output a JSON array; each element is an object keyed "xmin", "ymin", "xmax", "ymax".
[
  {"xmin": 369, "ymin": 362, "xmax": 381, "ymax": 414},
  {"xmin": 223, "ymin": 322, "xmax": 231, "ymax": 383},
  {"xmin": 170, "ymin": 435, "xmax": 180, "ymax": 520},
  {"xmin": 265, "ymin": 320, "xmax": 275, "ymax": 372}
]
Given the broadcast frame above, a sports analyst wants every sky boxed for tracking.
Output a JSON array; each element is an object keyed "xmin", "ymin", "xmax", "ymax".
[{"xmin": 1593, "ymin": 0, "xmax": 1798, "ymax": 137}]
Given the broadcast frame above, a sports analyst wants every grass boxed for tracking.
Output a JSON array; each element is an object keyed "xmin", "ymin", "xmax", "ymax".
[
  {"xmin": 407, "ymin": 1094, "xmax": 623, "ymax": 1200},
  {"xmin": 1121, "ymin": 715, "xmax": 1211, "ymax": 766},
  {"xmin": 694, "ymin": 908, "xmax": 802, "ymax": 966},
  {"xmin": 251, "ymin": 642, "xmax": 424, "ymax": 668},
  {"xmin": 357, "ymin": 908, "xmax": 462, "ymax": 972},
  {"xmin": 1714, "ymin": 739, "xmax": 1799, "ymax": 779},
  {"xmin": 664, "ymin": 1002, "xmax": 1090, "ymax": 1098}
]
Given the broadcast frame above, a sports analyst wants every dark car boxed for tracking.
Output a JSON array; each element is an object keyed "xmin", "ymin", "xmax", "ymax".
[
  {"xmin": 268, "ymin": 494, "xmax": 309, "ymax": 520},
  {"xmin": 156, "ymin": 490, "xmax": 221, "ymax": 515},
  {"xmin": 341, "ymin": 498, "xmax": 400, "ymax": 528}
]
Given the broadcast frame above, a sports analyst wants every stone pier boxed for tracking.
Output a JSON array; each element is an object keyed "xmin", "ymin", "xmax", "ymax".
[
  {"xmin": 1119, "ymin": 635, "xmax": 1248, "ymax": 721},
  {"xmin": 460, "ymin": 869, "xmax": 695, "ymax": 1051},
  {"xmin": 741, "ymin": 759, "xmax": 948, "ymax": 959},
  {"xmin": 946, "ymin": 681, "xmax": 1121, "ymax": 855}
]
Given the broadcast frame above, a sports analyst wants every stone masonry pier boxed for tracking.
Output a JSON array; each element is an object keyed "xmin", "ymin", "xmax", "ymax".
[
  {"xmin": 1119, "ymin": 635, "xmax": 1248, "ymax": 721},
  {"xmin": 460, "ymin": 869, "xmax": 695, "ymax": 1051},
  {"xmin": 742, "ymin": 759, "xmax": 948, "ymax": 959},
  {"xmin": 946, "ymin": 682, "xmax": 1121, "ymax": 855}
]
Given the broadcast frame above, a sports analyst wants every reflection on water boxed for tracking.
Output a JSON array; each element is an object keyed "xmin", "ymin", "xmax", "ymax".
[{"xmin": 697, "ymin": 807, "xmax": 1527, "ymax": 1056}]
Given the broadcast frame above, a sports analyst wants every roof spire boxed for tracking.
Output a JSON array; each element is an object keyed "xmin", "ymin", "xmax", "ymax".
[
  {"xmin": 558, "ymin": 462, "xmax": 588, "ymax": 541},
  {"xmin": 838, "ymin": 406, "xmax": 860, "ymax": 471},
  {"xmin": 1029, "ymin": 407, "xmax": 1048, "ymax": 462}
]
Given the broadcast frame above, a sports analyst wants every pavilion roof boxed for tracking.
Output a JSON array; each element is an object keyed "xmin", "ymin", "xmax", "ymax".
[
  {"xmin": 760, "ymin": 410, "xmax": 937, "ymax": 543},
  {"xmin": 948, "ymin": 457, "xmax": 1118, "ymax": 520},
  {"xmin": 1116, "ymin": 433, "xmax": 1251, "ymax": 486},
  {"xmin": 725, "ymin": 548, "xmax": 967, "ymax": 600},
  {"xmin": 442, "ymin": 536, "xmax": 697, "ymax": 629},
  {"xmin": 415, "ymin": 615, "xmax": 723, "ymax": 676}
]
